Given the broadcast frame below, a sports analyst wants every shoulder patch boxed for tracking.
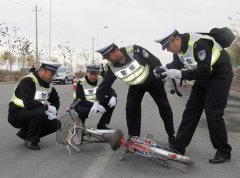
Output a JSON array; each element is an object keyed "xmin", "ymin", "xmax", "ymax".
[
  {"xmin": 142, "ymin": 49, "xmax": 149, "ymax": 58},
  {"xmin": 197, "ymin": 50, "xmax": 206, "ymax": 61}
]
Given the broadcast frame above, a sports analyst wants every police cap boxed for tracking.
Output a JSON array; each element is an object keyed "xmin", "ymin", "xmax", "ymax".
[
  {"xmin": 39, "ymin": 60, "xmax": 61, "ymax": 73},
  {"xmin": 155, "ymin": 29, "xmax": 179, "ymax": 50},
  {"xmin": 96, "ymin": 43, "xmax": 118, "ymax": 59},
  {"xmin": 86, "ymin": 64, "xmax": 101, "ymax": 72}
]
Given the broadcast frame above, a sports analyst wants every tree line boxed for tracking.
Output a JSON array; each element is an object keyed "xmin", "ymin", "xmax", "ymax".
[{"xmin": 0, "ymin": 23, "xmax": 94, "ymax": 72}]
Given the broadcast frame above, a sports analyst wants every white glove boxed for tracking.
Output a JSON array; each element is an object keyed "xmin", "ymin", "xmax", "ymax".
[
  {"xmin": 98, "ymin": 104, "xmax": 106, "ymax": 113},
  {"xmin": 161, "ymin": 68, "xmax": 182, "ymax": 79},
  {"xmin": 48, "ymin": 105, "xmax": 57, "ymax": 115},
  {"xmin": 45, "ymin": 111, "xmax": 56, "ymax": 120},
  {"xmin": 108, "ymin": 96, "xmax": 117, "ymax": 108},
  {"xmin": 88, "ymin": 102, "xmax": 100, "ymax": 117}
]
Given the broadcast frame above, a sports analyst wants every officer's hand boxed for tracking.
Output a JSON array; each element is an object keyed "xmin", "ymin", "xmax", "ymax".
[
  {"xmin": 153, "ymin": 66, "xmax": 167, "ymax": 79},
  {"xmin": 98, "ymin": 105, "xmax": 106, "ymax": 113},
  {"xmin": 108, "ymin": 96, "xmax": 117, "ymax": 108},
  {"xmin": 48, "ymin": 105, "xmax": 57, "ymax": 115},
  {"xmin": 161, "ymin": 68, "xmax": 182, "ymax": 79},
  {"xmin": 45, "ymin": 111, "xmax": 56, "ymax": 120},
  {"xmin": 88, "ymin": 102, "xmax": 99, "ymax": 117}
]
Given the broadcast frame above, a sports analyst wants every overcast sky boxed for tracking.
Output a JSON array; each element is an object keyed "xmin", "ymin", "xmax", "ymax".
[{"xmin": 1, "ymin": 0, "xmax": 239, "ymax": 65}]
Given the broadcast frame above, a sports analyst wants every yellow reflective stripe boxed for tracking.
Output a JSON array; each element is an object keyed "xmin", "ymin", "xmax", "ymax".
[
  {"xmin": 79, "ymin": 77, "xmax": 86, "ymax": 83},
  {"xmin": 188, "ymin": 35, "xmax": 197, "ymax": 47},
  {"xmin": 11, "ymin": 73, "xmax": 52, "ymax": 108},
  {"xmin": 73, "ymin": 92, "xmax": 76, "ymax": 99},
  {"xmin": 86, "ymin": 94, "xmax": 96, "ymax": 99},
  {"xmin": 127, "ymin": 65, "xmax": 149, "ymax": 85},
  {"xmin": 13, "ymin": 97, "xmax": 24, "ymax": 108},
  {"xmin": 211, "ymin": 48, "xmax": 221, "ymax": 66},
  {"xmin": 122, "ymin": 66, "xmax": 144, "ymax": 82},
  {"xmin": 125, "ymin": 45, "xmax": 134, "ymax": 53},
  {"xmin": 87, "ymin": 99, "xmax": 95, "ymax": 102},
  {"xmin": 86, "ymin": 97, "xmax": 96, "ymax": 102}
]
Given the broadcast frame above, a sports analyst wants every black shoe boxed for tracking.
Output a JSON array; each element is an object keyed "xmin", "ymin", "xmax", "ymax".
[
  {"xmin": 169, "ymin": 144, "xmax": 185, "ymax": 155},
  {"xmin": 168, "ymin": 135, "xmax": 176, "ymax": 145},
  {"xmin": 25, "ymin": 140, "xmax": 40, "ymax": 150},
  {"xmin": 209, "ymin": 154, "xmax": 230, "ymax": 164},
  {"xmin": 16, "ymin": 129, "xmax": 27, "ymax": 140},
  {"xmin": 97, "ymin": 123, "xmax": 111, "ymax": 130}
]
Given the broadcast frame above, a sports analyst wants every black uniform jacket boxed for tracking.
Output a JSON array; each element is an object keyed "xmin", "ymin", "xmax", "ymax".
[
  {"xmin": 96, "ymin": 45, "xmax": 163, "ymax": 101},
  {"xmin": 76, "ymin": 75, "xmax": 117, "ymax": 107},
  {"xmin": 166, "ymin": 33, "xmax": 233, "ymax": 80},
  {"xmin": 8, "ymin": 72, "xmax": 60, "ymax": 115}
]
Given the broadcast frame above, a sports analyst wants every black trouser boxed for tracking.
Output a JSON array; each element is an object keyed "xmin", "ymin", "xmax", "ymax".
[
  {"xmin": 126, "ymin": 80, "xmax": 175, "ymax": 137},
  {"xmin": 75, "ymin": 96, "xmax": 115, "ymax": 125},
  {"xmin": 8, "ymin": 108, "xmax": 61, "ymax": 144},
  {"xmin": 173, "ymin": 74, "xmax": 233, "ymax": 156}
]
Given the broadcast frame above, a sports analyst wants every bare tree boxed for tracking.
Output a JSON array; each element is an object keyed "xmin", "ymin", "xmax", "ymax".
[
  {"xmin": 227, "ymin": 16, "xmax": 240, "ymax": 67},
  {"xmin": 25, "ymin": 54, "xmax": 35, "ymax": 67},
  {"xmin": 66, "ymin": 46, "xmax": 74, "ymax": 67},
  {"xmin": 18, "ymin": 39, "xmax": 34, "ymax": 69},
  {"xmin": 0, "ymin": 51, "xmax": 15, "ymax": 70},
  {"xmin": 0, "ymin": 23, "xmax": 21, "ymax": 71},
  {"xmin": 57, "ymin": 42, "xmax": 69, "ymax": 66},
  {"xmin": 78, "ymin": 49, "xmax": 92, "ymax": 64}
]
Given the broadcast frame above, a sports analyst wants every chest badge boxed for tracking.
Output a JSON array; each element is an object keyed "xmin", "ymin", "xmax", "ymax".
[{"xmin": 197, "ymin": 50, "xmax": 206, "ymax": 61}]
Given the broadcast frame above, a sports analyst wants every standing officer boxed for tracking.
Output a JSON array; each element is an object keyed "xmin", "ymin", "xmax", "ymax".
[
  {"xmin": 91, "ymin": 43, "xmax": 175, "ymax": 144},
  {"xmin": 8, "ymin": 60, "xmax": 61, "ymax": 150},
  {"xmin": 155, "ymin": 28, "xmax": 233, "ymax": 163},
  {"xmin": 74, "ymin": 64, "xmax": 117, "ymax": 129},
  {"xmin": 29, "ymin": 64, "xmax": 36, "ymax": 73}
]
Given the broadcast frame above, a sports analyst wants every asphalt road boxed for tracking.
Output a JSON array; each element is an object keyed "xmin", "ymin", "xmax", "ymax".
[{"xmin": 0, "ymin": 80, "xmax": 239, "ymax": 178}]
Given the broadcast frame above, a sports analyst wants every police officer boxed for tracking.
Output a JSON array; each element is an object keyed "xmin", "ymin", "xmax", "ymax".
[
  {"xmin": 91, "ymin": 43, "xmax": 175, "ymax": 143},
  {"xmin": 29, "ymin": 64, "xmax": 36, "ymax": 73},
  {"xmin": 8, "ymin": 60, "xmax": 61, "ymax": 150},
  {"xmin": 155, "ymin": 28, "xmax": 233, "ymax": 163},
  {"xmin": 74, "ymin": 64, "xmax": 117, "ymax": 129}
]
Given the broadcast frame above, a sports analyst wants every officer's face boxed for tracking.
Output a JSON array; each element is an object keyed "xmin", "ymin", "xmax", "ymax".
[
  {"xmin": 87, "ymin": 71, "xmax": 100, "ymax": 82},
  {"xmin": 107, "ymin": 49, "xmax": 123, "ymax": 63},
  {"xmin": 166, "ymin": 36, "xmax": 181, "ymax": 54},
  {"xmin": 39, "ymin": 68, "xmax": 55, "ymax": 83}
]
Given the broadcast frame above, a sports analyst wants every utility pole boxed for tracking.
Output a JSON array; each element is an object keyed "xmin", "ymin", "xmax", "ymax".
[
  {"xmin": 96, "ymin": 26, "xmax": 108, "ymax": 60},
  {"xmin": 92, "ymin": 36, "xmax": 95, "ymax": 63},
  {"xmin": 49, "ymin": 0, "xmax": 52, "ymax": 60},
  {"xmin": 33, "ymin": 5, "xmax": 41, "ymax": 68}
]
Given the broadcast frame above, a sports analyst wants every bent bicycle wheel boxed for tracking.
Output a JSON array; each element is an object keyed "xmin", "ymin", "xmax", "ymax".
[{"xmin": 56, "ymin": 112, "xmax": 82, "ymax": 145}]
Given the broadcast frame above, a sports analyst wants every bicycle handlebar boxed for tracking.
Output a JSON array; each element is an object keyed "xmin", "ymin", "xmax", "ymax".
[
  {"xmin": 70, "ymin": 99, "xmax": 81, "ymax": 109},
  {"xmin": 154, "ymin": 66, "xmax": 182, "ymax": 97},
  {"xmin": 66, "ymin": 99, "xmax": 81, "ymax": 112},
  {"xmin": 171, "ymin": 79, "xmax": 182, "ymax": 97}
]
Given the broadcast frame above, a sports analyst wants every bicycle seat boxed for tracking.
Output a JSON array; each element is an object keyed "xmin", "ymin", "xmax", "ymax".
[{"xmin": 102, "ymin": 129, "xmax": 123, "ymax": 151}]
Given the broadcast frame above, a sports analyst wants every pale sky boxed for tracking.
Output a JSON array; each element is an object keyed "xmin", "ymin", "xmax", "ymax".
[{"xmin": 1, "ymin": 0, "xmax": 239, "ymax": 65}]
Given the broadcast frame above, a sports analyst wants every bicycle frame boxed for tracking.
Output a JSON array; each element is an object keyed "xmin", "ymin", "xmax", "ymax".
[{"xmin": 120, "ymin": 135, "xmax": 192, "ymax": 173}]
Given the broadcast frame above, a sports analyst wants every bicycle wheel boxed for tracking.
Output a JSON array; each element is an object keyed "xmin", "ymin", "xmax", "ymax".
[
  {"xmin": 152, "ymin": 146, "xmax": 192, "ymax": 164},
  {"xmin": 56, "ymin": 112, "xmax": 82, "ymax": 145}
]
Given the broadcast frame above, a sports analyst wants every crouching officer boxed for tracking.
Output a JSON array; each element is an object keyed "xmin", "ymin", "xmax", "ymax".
[
  {"xmin": 74, "ymin": 64, "xmax": 117, "ymax": 129},
  {"xmin": 8, "ymin": 60, "xmax": 61, "ymax": 150},
  {"xmin": 93, "ymin": 43, "xmax": 175, "ymax": 144},
  {"xmin": 155, "ymin": 28, "xmax": 233, "ymax": 163}
]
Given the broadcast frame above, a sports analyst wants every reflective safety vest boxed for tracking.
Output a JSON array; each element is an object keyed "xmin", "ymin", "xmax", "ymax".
[
  {"xmin": 108, "ymin": 45, "xmax": 150, "ymax": 85},
  {"xmin": 11, "ymin": 73, "xmax": 52, "ymax": 108},
  {"xmin": 75, "ymin": 76, "xmax": 103, "ymax": 102},
  {"xmin": 177, "ymin": 33, "xmax": 222, "ymax": 71}
]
